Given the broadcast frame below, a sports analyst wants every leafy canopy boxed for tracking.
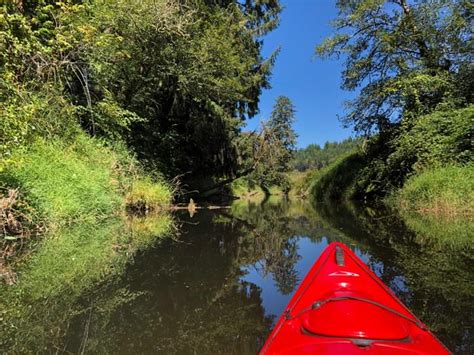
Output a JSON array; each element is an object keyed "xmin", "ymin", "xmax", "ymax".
[
  {"xmin": 1, "ymin": 0, "xmax": 282, "ymax": 185},
  {"xmin": 316, "ymin": 0, "xmax": 473, "ymax": 133}
]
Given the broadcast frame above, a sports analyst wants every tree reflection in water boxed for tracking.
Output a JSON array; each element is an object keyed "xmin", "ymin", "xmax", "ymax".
[
  {"xmin": 14, "ymin": 198, "xmax": 471, "ymax": 354},
  {"xmin": 314, "ymin": 201, "xmax": 474, "ymax": 354}
]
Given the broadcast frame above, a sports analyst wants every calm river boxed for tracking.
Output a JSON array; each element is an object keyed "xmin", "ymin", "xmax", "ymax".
[{"xmin": 4, "ymin": 198, "xmax": 474, "ymax": 354}]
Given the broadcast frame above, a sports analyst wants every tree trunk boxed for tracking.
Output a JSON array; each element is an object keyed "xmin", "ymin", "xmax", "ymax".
[{"xmin": 398, "ymin": 0, "xmax": 432, "ymax": 67}]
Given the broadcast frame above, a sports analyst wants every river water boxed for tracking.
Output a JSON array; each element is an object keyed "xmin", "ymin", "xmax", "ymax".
[{"xmin": 3, "ymin": 198, "xmax": 473, "ymax": 354}]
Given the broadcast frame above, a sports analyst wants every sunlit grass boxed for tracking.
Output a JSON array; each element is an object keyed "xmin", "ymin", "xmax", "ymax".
[
  {"xmin": 0, "ymin": 134, "xmax": 175, "ymax": 351},
  {"xmin": 392, "ymin": 165, "xmax": 474, "ymax": 218},
  {"xmin": 310, "ymin": 152, "xmax": 366, "ymax": 201},
  {"xmin": 125, "ymin": 176, "xmax": 172, "ymax": 211},
  {"xmin": 287, "ymin": 170, "xmax": 319, "ymax": 198},
  {"xmin": 1, "ymin": 136, "xmax": 122, "ymax": 226},
  {"xmin": 230, "ymin": 177, "xmax": 289, "ymax": 203}
]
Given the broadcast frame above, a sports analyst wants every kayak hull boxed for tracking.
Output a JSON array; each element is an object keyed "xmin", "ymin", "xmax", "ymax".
[{"xmin": 260, "ymin": 242, "xmax": 449, "ymax": 354}]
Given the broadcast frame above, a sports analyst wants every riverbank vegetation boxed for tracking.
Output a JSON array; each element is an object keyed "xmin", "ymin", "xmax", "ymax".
[
  {"xmin": 310, "ymin": 106, "xmax": 473, "ymax": 216},
  {"xmin": 1, "ymin": 0, "xmax": 283, "ymax": 270},
  {"xmin": 308, "ymin": 0, "xmax": 473, "ymax": 218},
  {"xmin": 229, "ymin": 95, "xmax": 298, "ymax": 199},
  {"xmin": 392, "ymin": 165, "xmax": 474, "ymax": 218}
]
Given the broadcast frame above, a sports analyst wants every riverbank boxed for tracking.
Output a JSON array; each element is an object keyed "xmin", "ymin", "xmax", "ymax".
[
  {"xmin": 308, "ymin": 106, "xmax": 473, "ymax": 219},
  {"xmin": 390, "ymin": 165, "xmax": 474, "ymax": 218},
  {"xmin": 229, "ymin": 171, "xmax": 316, "ymax": 202},
  {"xmin": 230, "ymin": 177, "xmax": 287, "ymax": 202},
  {"xmin": 0, "ymin": 134, "xmax": 174, "ymax": 351},
  {"xmin": 310, "ymin": 157, "xmax": 473, "ymax": 219},
  {"xmin": 1, "ymin": 133, "xmax": 173, "ymax": 279}
]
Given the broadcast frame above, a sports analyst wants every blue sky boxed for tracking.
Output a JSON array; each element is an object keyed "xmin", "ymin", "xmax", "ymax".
[{"xmin": 245, "ymin": 1, "xmax": 356, "ymax": 148}]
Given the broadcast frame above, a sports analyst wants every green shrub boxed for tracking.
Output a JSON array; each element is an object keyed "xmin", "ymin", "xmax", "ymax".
[
  {"xmin": 391, "ymin": 105, "xmax": 474, "ymax": 170},
  {"xmin": 322, "ymin": 106, "xmax": 474, "ymax": 200},
  {"xmin": 0, "ymin": 84, "xmax": 80, "ymax": 168},
  {"xmin": 392, "ymin": 165, "xmax": 474, "ymax": 217}
]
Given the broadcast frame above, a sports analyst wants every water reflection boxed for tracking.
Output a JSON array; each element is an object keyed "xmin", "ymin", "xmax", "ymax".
[
  {"xmin": 3, "ymin": 199, "xmax": 472, "ymax": 354},
  {"xmin": 314, "ymin": 202, "xmax": 474, "ymax": 354},
  {"xmin": 60, "ymin": 200, "xmax": 474, "ymax": 353},
  {"xmin": 0, "ymin": 214, "xmax": 173, "ymax": 353}
]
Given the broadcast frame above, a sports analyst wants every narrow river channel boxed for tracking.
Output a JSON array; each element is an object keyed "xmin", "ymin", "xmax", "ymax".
[{"xmin": 4, "ymin": 198, "xmax": 473, "ymax": 354}]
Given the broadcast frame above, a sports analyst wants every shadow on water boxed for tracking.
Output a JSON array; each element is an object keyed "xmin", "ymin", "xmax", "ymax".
[{"xmin": 2, "ymin": 198, "xmax": 472, "ymax": 354}]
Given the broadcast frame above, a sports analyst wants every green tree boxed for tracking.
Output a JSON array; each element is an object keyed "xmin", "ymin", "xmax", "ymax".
[
  {"xmin": 314, "ymin": 0, "xmax": 473, "ymax": 199},
  {"xmin": 251, "ymin": 96, "xmax": 297, "ymax": 193},
  {"xmin": 86, "ymin": 0, "xmax": 282, "ymax": 183},
  {"xmin": 317, "ymin": 0, "xmax": 473, "ymax": 134}
]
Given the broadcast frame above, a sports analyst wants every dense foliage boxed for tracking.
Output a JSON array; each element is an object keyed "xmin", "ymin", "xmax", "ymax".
[
  {"xmin": 311, "ymin": 106, "xmax": 474, "ymax": 201},
  {"xmin": 317, "ymin": 0, "xmax": 473, "ymax": 134},
  {"xmin": 293, "ymin": 137, "xmax": 362, "ymax": 171},
  {"xmin": 0, "ymin": 0, "xmax": 281, "ymax": 184},
  {"xmin": 1, "ymin": 0, "xmax": 282, "ymax": 273},
  {"xmin": 252, "ymin": 96, "xmax": 297, "ymax": 191},
  {"xmin": 313, "ymin": 0, "xmax": 473, "ymax": 201}
]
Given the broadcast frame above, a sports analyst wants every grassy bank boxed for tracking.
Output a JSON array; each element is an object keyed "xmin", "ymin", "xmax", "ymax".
[
  {"xmin": 310, "ymin": 154, "xmax": 473, "ymax": 219},
  {"xmin": 390, "ymin": 165, "xmax": 474, "ymax": 218},
  {"xmin": 230, "ymin": 177, "xmax": 286, "ymax": 202},
  {"xmin": 310, "ymin": 152, "xmax": 367, "ymax": 201},
  {"xmin": 230, "ymin": 171, "xmax": 318, "ymax": 201},
  {"xmin": 0, "ymin": 134, "xmax": 174, "ymax": 351},
  {"xmin": 308, "ymin": 106, "xmax": 473, "ymax": 219},
  {"xmin": 1, "ymin": 137, "xmax": 122, "ymax": 227},
  {"xmin": 1, "ymin": 133, "xmax": 173, "ymax": 285},
  {"xmin": 1, "ymin": 134, "xmax": 171, "ymax": 230}
]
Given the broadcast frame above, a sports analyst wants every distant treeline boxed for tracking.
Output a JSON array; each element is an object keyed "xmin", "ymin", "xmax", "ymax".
[{"xmin": 293, "ymin": 138, "xmax": 362, "ymax": 172}]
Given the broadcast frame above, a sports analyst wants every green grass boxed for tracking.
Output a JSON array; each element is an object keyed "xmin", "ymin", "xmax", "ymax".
[
  {"xmin": 230, "ymin": 176, "xmax": 292, "ymax": 201},
  {"xmin": 1, "ymin": 134, "xmax": 173, "ymax": 230},
  {"xmin": 1, "ymin": 135, "xmax": 122, "ymax": 225},
  {"xmin": 287, "ymin": 170, "xmax": 319, "ymax": 198},
  {"xmin": 391, "ymin": 165, "xmax": 474, "ymax": 217},
  {"xmin": 0, "ymin": 133, "xmax": 173, "ymax": 350},
  {"xmin": 310, "ymin": 151, "xmax": 367, "ymax": 201},
  {"xmin": 126, "ymin": 176, "xmax": 173, "ymax": 211},
  {"xmin": 230, "ymin": 177, "xmax": 264, "ymax": 197}
]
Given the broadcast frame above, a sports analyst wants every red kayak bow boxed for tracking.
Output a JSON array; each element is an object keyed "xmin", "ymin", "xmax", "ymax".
[{"xmin": 260, "ymin": 242, "xmax": 449, "ymax": 354}]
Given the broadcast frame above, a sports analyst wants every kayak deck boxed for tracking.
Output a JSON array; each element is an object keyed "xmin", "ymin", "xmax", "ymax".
[{"xmin": 260, "ymin": 242, "xmax": 449, "ymax": 354}]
